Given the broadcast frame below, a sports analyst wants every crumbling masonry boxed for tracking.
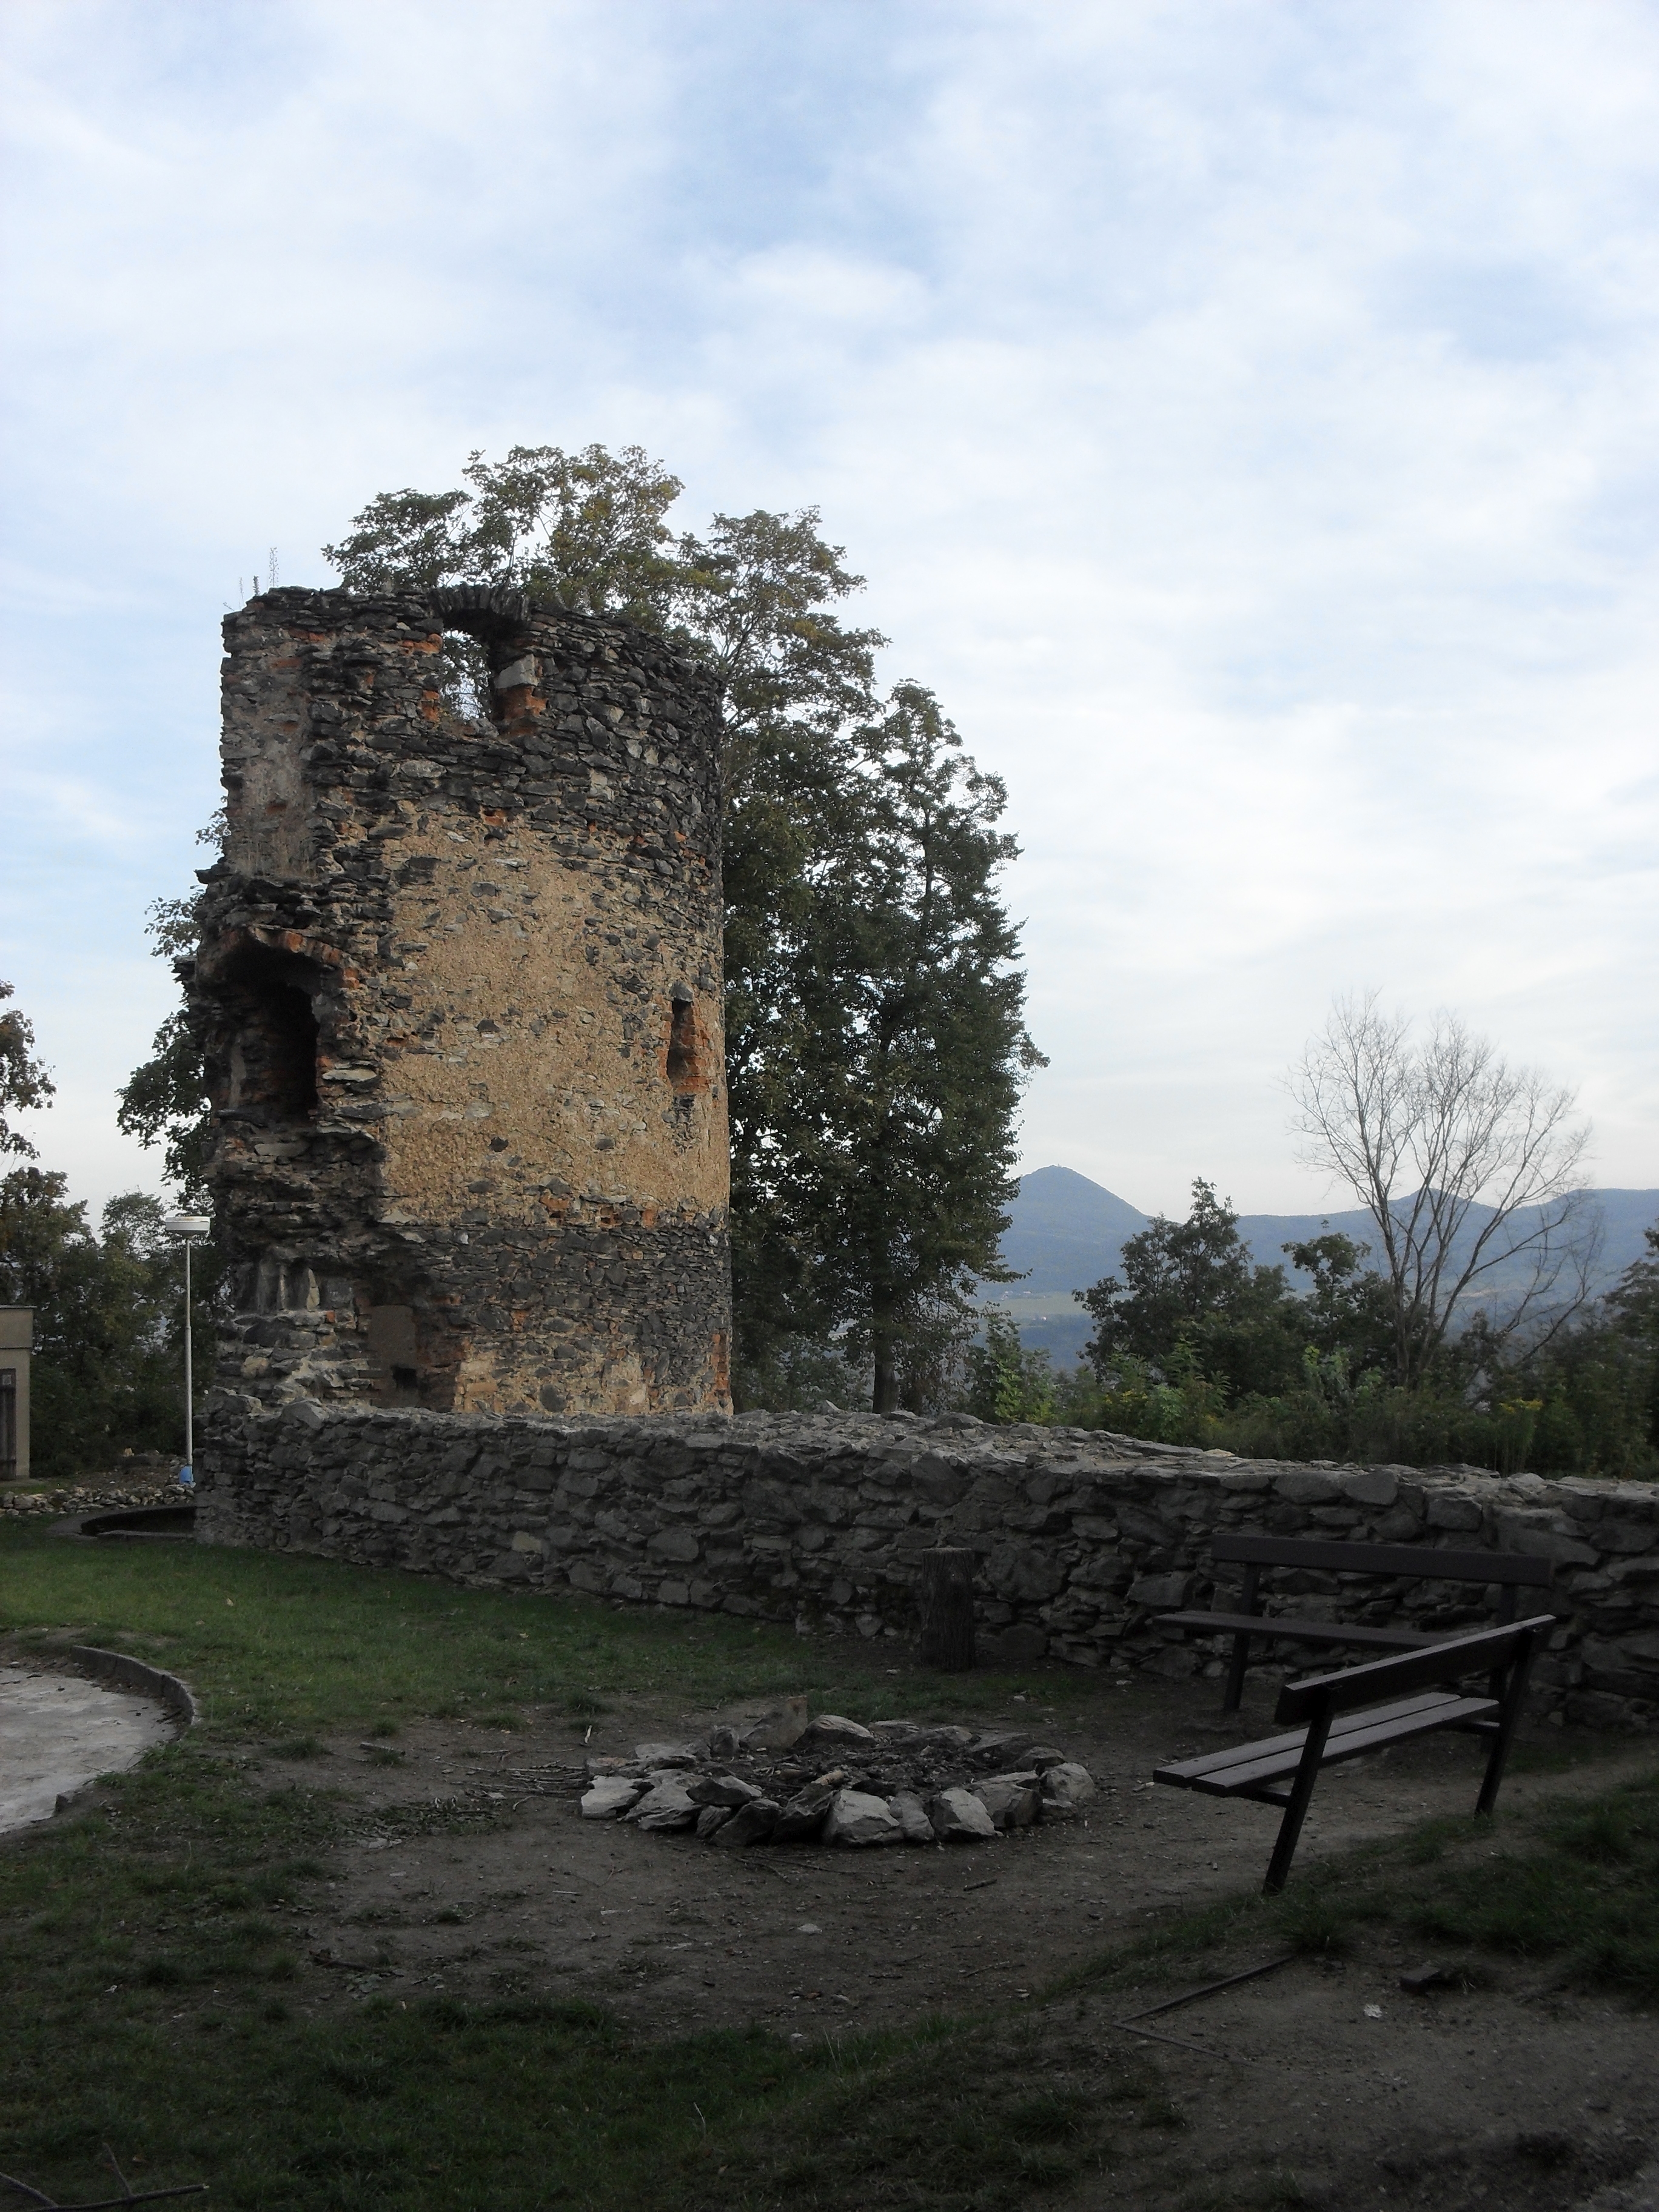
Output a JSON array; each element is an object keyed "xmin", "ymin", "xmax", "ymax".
[{"xmin": 189, "ymin": 586, "xmax": 731, "ymax": 1418}]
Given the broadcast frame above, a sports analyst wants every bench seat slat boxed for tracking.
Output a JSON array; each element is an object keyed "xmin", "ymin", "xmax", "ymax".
[
  {"xmin": 1154, "ymin": 1690, "xmax": 1483, "ymax": 1792},
  {"xmin": 1155, "ymin": 1610, "xmax": 1433, "ymax": 1651},
  {"xmin": 1159, "ymin": 1690, "xmax": 1477, "ymax": 1778},
  {"xmin": 1153, "ymin": 1691, "xmax": 1463, "ymax": 1785},
  {"xmin": 1182, "ymin": 1695, "xmax": 1497, "ymax": 1794}
]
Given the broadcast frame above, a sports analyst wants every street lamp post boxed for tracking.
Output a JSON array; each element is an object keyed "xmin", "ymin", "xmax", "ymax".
[{"xmin": 163, "ymin": 1214, "xmax": 211, "ymax": 1489}]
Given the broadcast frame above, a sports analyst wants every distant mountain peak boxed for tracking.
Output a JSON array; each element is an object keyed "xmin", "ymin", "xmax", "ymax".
[{"xmin": 997, "ymin": 1167, "xmax": 1658, "ymax": 1303}]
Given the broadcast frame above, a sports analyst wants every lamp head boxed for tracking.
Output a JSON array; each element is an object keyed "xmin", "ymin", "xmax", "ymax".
[{"xmin": 163, "ymin": 1214, "xmax": 212, "ymax": 1238}]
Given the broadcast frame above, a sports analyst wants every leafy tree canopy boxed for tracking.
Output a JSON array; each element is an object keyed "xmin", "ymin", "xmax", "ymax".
[
  {"xmin": 116, "ymin": 899, "xmax": 212, "ymax": 1207},
  {"xmin": 755, "ymin": 683, "xmax": 1044, "ymax": 1408},
  {"xmin": 1079, "ymin": 1179, "xmax": 1394, "ymax": 1402},
  {"xmin": 0, "ymin": 979, "xmax": 54, "ymax": 1158},
  {"xmin": 0, "ymin": 1169, "xmax": 209, "ymax": 1478}
]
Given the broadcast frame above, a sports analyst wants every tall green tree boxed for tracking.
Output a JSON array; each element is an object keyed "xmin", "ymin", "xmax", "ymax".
[
  {"xmin": 1606, "ymin": 1216, "xmax": 1659, "ymax": 1452},
  {"xmin": 115, "ymin": 899, "xmax": 212, "ymax": 1206},
  {"xmin": 769, "ymin": 685, "xmax": 1043, "ymax": 1409},
  {"xmin": 670, "ymin": 509, "xmax": 885, "ymax": 1378},
  {"xmin": 1081, "ymin": 1179, "xmax": 1255, "ymax": 1366},
  {"xmin": 0, "ymin": 1172, "xmax": 203, "ymax": 1478},
  {"xmin": 0, "ymin": 980, "xmax": 217, "ymax": 1477},
  {"xmin": 1282, "ymin": 1230, "xmax": 1398, "ymax": 1372}
]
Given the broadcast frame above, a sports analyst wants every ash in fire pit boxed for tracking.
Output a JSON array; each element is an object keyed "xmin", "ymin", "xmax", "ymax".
[{"xmin": 578, "ymin": 1700, "xmax": 1096, "ymax": 1848}]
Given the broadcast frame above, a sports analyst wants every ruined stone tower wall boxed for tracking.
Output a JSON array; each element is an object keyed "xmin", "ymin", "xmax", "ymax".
[{"xmin": 189, "ymin": 584, "xmax": 730, "ymax": 1419}]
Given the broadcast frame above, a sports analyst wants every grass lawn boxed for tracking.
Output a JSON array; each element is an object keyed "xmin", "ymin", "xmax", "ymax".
[
  {"xmin": 0, "ymin": 1520, "xmax": 1119, "ymax": 1735},
  {"xmin": 3, "ymin": 1523, "xmax": 1657, "ymax": 2211}
]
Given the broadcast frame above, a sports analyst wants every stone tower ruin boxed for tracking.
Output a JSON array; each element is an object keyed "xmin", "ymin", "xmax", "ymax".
[{"xmin": 189, "ymin": 585, "xmax": 730, "ymax": 1418}]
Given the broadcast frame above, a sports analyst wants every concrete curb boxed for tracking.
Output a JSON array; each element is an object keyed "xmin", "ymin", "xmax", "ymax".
[{"xmin": 69, "ymin": 1645, "xmax": 198, "ymax": 1728}]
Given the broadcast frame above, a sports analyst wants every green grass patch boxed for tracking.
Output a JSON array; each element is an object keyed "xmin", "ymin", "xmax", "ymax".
[
  {"xmin": 1066, "ymin": 1768, "xmax": 1659, "ymax": 2008},
  {"xmin": 0, "ymin": 1526, "xmax": 1153, "ymax": 2208},
  {"xmin": 0, "ymin": 1520, "xmax": 1096, "ymax": 1735}
]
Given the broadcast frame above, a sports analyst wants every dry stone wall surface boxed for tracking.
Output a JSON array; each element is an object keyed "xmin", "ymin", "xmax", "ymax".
[{"xmin": 199, "ymin": 1401, "xmax": 1659, "ymax": 1724}]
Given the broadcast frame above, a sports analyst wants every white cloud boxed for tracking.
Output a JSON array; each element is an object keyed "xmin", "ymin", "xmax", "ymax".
[{"xmin": 1, "ymin": 0, "xmax": 1655, "ymax": 1218}]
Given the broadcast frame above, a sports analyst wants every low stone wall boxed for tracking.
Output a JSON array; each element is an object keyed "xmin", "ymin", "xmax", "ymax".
[{"xmin": 198, "ymin": 1397, "xmax": 1659, "ymax": 1726}]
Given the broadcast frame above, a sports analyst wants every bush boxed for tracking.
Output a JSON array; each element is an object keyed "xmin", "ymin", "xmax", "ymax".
[{"xmin": 974, "ymin": 1330, "xmax": 1658, "ymax": 1476}]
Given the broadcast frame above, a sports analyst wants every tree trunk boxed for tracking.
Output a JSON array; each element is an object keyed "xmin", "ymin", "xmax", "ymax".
[
  {"xmin": 919, "ymin": 1546, "xmax": 976, "ymax": 1671},
  {"xmin": 872, "ymin": 1318, "xmax": 899, "ymax": 1412}
]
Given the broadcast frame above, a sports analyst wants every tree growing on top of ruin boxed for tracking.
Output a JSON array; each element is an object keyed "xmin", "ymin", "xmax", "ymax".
[{"xmin": 328, "ymin": 447, "xmax": 900, "ymax": 1393}]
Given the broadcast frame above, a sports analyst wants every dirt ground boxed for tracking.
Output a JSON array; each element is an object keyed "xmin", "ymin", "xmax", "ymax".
[
  {"xmin": 247, "ymin": 1666, "xmax": 1659, "ymax": 2210},
  {"xmin": 16, "ymin": 1641, "xmax": 1654, "ymax": 2208}
]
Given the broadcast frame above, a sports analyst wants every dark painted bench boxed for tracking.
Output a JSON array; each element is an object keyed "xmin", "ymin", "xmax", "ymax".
[
  {"xmin": 1155, "ymin": 1532, "xmax": 1556, "ymax": 1714},
  {"xmin": 1154, "ymin": 1614, "xmax": 1551, "ymax": 1892}
]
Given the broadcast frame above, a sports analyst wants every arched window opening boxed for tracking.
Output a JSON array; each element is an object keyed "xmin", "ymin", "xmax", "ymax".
[{"xmin": 442, "ymin": 632, "xmax": 492, "ymax": 725}]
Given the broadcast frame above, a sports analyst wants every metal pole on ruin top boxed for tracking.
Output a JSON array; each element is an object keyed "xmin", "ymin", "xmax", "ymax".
[{"xmin": 163, "ymin": 1215, "xmax": 210, "ymax": 1489}]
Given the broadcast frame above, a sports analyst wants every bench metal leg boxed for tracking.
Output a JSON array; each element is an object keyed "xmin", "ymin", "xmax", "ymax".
[
  {"xmin": 1256, "ymin": 1698, "xmax": 1336, "ymax": 1893},
  {"xmin": 1221, "ymin": 1565, "xmax": 1261, "ymax": 1715},
  {"xmin": 1221, "ymin": 1631, "xmax": 1253, "ymax": 1716},
  {"xmin": 1262, "ymin": 1701, "xmax": 1333, "ymax": 1895},
  {"xmin": 1475, "ymin": 1624, "xmax": 1538, "ymax": 1818}
]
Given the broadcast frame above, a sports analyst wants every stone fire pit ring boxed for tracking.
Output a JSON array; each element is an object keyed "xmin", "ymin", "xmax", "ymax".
[{"xmin": 579, "ymin": 1700, "xmax": 1096, "ymax": 1849}]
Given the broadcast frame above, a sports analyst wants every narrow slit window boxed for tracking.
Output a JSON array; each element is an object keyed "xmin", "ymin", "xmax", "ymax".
[{"xmin": 667, "ymin": 996, "xmax": 700, "ymax": 1091}]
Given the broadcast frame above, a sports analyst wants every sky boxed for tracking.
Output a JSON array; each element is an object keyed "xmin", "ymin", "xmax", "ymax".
[{"xmin": 2, "ymin": 0, "xmax": 1656, "ymax": 1222}]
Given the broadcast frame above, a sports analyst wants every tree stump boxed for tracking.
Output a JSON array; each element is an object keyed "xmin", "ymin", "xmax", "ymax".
[{"xmin": 919, "ymin": 1546, "xmax": 976, "ymax": 1671}]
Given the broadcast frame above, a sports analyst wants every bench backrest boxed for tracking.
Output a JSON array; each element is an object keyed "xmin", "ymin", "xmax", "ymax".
[
  {"xmin": 1213, "ymin": 1532, "xmax": 1554, "ymax": 1587},
  {"xmin": 1275, "ymin": 1615, "xmax": 1555, "ymax": 1724}
]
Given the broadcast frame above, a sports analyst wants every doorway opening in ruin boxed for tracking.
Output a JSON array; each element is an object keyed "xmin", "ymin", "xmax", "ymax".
[
  {"xmin": 218, "ymin": 940, "xmax": 321, "ymax": 1122},
  {"xmin": 364, "ymin": 1304, "xmax": 424, "ymax": 1405}
]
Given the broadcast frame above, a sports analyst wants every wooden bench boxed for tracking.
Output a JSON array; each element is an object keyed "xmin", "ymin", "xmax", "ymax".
[
  {"xmin": 1155, "ymin": 1532, "xmax": 1556, "ymax": 1715},
  {"xmin": 1154, "ymin": 1614, "xmax": 1551, "ymax": 1892}
]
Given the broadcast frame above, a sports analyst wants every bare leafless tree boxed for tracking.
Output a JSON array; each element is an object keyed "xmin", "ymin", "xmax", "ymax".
[{"xmin": 1289, "ymin": 992, "xmax": 1595, "ymax": 1386}]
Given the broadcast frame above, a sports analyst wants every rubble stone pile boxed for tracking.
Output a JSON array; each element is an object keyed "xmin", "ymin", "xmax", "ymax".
[
  {"xmin": 1, "ymin": 1460, "xmax": 183, "ymax": 1521},
  {"xmin": 578, "ymin": 1699, "xmax": 1096, "ymax": 1848}
]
